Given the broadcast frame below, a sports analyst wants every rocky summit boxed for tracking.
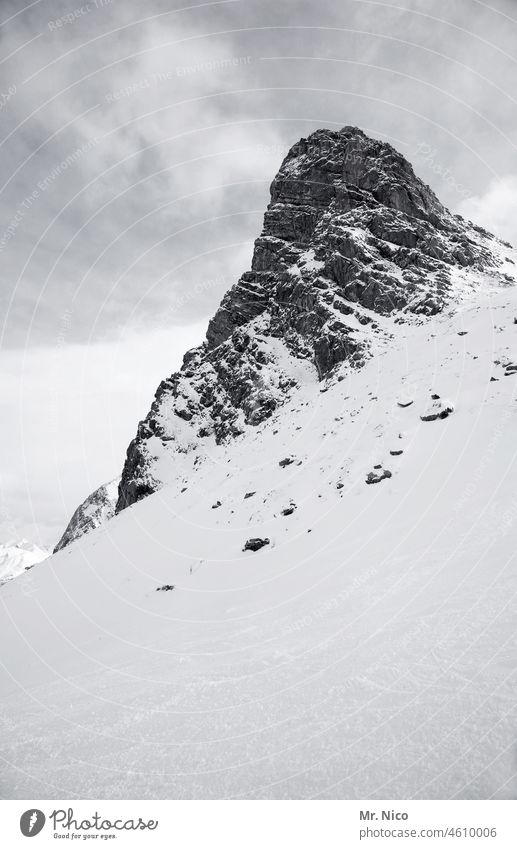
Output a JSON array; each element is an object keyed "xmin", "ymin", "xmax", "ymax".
[{"xmin": 56, "ymin": 126, "xmax": 510, "ymax": 544}]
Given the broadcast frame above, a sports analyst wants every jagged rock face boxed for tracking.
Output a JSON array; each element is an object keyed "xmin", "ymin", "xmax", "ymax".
[
  {"xmin": 54, "ymin": 479, "xmax": 119, "ymax": 552},
  {"xmin": 115, "ymin": 126, "xmax": 503, "ymax": 512},
  {"xmin": 206, "ymin": 126, "xmax": 492, "ymax": 356}
]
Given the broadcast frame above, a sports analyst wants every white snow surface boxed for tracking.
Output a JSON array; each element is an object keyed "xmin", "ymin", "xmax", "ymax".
[{"xmin": 1, "ymin": 283, "xmax": 517, "ymax": 800}]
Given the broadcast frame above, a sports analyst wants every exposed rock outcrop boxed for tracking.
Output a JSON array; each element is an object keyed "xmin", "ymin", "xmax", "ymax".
[{"xmin": 54, "ymin": 479, "xmax": 119, "ymax": 552}]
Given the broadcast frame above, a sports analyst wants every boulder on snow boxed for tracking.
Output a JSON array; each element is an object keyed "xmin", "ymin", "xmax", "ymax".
[
  {"xmin": 243, "ymin": 538, "xmax": 270, "ymax": 552},
  {"xmin": 279, "ymin": 457, "xmax": 295, "ymax": 468},
  {"xmin": 420, "ymin": 399, "xmax": 454, "ymax": 421},
  {"xmin": 366, "ymin": 469, "xmax": 392, "ymax": 484},
  {"xmin": 390, "ymin": 449, "xmax": 403, "ymax": 456},
  {"xmin": 281, "ymin": 505, "xmax": 296, "ymax": 516}
]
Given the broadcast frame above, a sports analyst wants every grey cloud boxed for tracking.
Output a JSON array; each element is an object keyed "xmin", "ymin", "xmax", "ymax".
[{"xmin": 2, "ymin": 0, "xmax": 515, "ymax": 349}]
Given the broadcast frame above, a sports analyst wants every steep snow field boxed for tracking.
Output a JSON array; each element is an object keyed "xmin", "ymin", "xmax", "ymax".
[{"xmin": 1, "ymin": 281, "xmax": 517, "ymax": 799}]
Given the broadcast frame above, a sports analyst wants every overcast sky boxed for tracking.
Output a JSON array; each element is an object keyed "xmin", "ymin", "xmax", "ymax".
[{"xmin": 1, "ymin": 0, "xmax": 517, "ymax": 545}]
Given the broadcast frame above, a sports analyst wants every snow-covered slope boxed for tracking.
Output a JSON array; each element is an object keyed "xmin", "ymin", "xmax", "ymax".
[
  {"xmin": 1, "ymin": 277, "xmax": 516, "ymax": 799},
  {"xmin": 0, "ymin": 539, "xmax": 48, "ymax": 585}
]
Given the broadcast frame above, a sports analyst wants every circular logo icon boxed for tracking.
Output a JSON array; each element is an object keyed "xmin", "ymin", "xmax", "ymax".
[{"xmin": 20, "ymin": 809, "xmax": 46, "ymax": 837}]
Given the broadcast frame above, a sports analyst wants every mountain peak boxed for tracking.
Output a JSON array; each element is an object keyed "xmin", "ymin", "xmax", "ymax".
[
  {"xmin": 273, "ymin": 125, "xmax": 447, "ymax": 228},
  {"xmin": 53, "ymin": 128, "xmax": 514, "ymax": 533},
  {"xmin": 205, "ymin": 128, "xmax": 491, "ymax": 352}
]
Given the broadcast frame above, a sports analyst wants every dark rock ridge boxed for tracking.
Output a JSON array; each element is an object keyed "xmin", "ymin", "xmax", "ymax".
[
  {"xmin": 55, "ymin": 127, "xmax": 510, "ymax": 546},
  {"xmin": 54, "ymin": 479, "xmax": 119, "ymax": 553}
]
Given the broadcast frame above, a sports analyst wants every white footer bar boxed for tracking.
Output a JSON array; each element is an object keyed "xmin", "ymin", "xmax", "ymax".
[{"xmin": 1, "ymin": 800, "xmax": 515, "ymax": 848}]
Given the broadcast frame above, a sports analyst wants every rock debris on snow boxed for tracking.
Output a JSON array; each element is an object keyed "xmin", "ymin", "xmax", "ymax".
[
  {"xmin": 366, "ymin": 468, "xmax": 393, "ymax": 484},
  {"xmin": 420, "ymin": 399, "xmax": 454, "ymax": 421},
  {"xmin": 279, "ymin": 457, "xmax": 295, "ymax": 468},
  {"xmin": 243, "ymin": 538, "xmax": 270, "ymax": 552}
]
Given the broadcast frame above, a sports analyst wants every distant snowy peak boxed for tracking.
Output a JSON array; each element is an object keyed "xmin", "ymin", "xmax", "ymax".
[
  {"xmin": 53, "ymin": 479, "xmax": 119, "ymax": 553},
  {"xmin": 0, "ymin": 539, "xmax": 49, "ymax": 584}
]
